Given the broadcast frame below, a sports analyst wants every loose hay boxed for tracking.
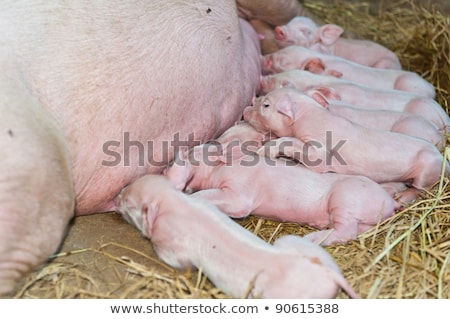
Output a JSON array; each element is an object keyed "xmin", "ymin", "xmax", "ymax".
[{"xmin": 15, "ymin": 0, "xmax": 450, "ymax": 299}]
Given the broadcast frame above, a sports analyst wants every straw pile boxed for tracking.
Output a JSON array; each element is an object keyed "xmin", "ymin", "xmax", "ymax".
[{"xmin": 15, "ymin": 0, "xmax": 450, "ymax": 299}]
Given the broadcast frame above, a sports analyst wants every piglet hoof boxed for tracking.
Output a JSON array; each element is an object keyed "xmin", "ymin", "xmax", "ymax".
[
  {"xmin": 303, "ymin": 229, "xmax": 336, "ymax": 246},
  {"xmin": 394, "ymin": 188, "xmax": 423, "ymax": 206}
]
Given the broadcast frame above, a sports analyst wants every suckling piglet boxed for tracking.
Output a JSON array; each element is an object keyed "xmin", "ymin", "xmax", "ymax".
[
  {"xmin": 244, "ymin": 88, "xmax": 448, "ymax": 202},
  {"xmin": 165, "ymin": 144, "xmax": 399, "ymax": 246},
  {"xmin": 274, "ymin": 16, "xmax": 401, "ymax": 69}
]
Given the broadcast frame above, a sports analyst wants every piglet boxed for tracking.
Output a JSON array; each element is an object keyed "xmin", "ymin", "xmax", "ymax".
[
  {"xmin": 115, "ymin": 174, "xmax": 359, "ymax": 298},
  {"xmin": 166, "ymin": 144, "xmax": 399, "ymax": 246},
  {"xmin": 274, "ymin": 16, "xmax": 402, "ymax": 69},
  {"xmin": 261, "ymin": 46, "xmax": 436, "ymax": 98},
  {"xmin": 259, "ymin": 70, "xmax": 449, "ymax": 133},
  {"xmin": 310, "ymin": 88, "xmax": 444, "ymax": 150},
  {"xmin": 243, "ymin": 88, "xmax": 448, "ymax": 202}
]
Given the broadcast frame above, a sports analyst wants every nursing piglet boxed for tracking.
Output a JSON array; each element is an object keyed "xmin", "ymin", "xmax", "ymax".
[
  {"xmin": 329, "ymin": 102, "xmax": 444, "ymax": 150},
  {"xmin": 243, "ymin": 88, "xmax": 448, "ymax": 201},
  {"xmin": 261, "ymin": 46, "xmax": 435, "ymax": 98},
  {"xmin": 165, "ymin": 144, "xmax": 399, "ymax": 246},
  {"xmin": 274, "ymin": 16, "xmax": 401, "ymax": 69},
  {"xmin": 306, "ymin": 88, "xmax": 444, "ymax": 150},
  {"xmin": 115, "ymin": 174, "xmax": 359, "ymax": 298},
  {"xmin": 259, "ymin": 70, "xmax": 449, "ymax": 133}
]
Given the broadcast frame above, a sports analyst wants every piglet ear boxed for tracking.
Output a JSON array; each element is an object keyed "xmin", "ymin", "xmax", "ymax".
[
  {"xmin": 318, "ymin": 24, "xmax": 344, "ymax": 46},
  {"xmin": 306, "ymin": 89, "xmax": 330, "ymax": 108},
  {"xmin": 311, "ymin": 86, "xmax": 341, "ymax": 101},
  {"xmin": 165, "ymin": 151, "xmax": 191, "ymax": 191},
  {"xmin": 304, "ymin": 58, "xmax": 326, "ymax": 74},
  {"xmin": 276, "ymin": 94, "xmax": 296, "ymax": 122}
]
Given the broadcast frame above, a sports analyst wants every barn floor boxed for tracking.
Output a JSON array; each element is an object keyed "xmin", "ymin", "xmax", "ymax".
[
  {"xmin": 14, "ymin": 212, "xmax": 165, "ymax": 298},
  {"xmin": 13, "ymin": 0, "xmax": 450, "ymax": 299}
]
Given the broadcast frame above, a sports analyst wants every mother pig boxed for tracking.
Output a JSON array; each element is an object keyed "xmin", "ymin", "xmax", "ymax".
[{"xmin": 0, "ymin": 0, "xmax": 302, "ymax": 296}]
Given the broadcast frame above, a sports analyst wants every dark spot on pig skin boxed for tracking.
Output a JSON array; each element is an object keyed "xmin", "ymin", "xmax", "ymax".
[
  {"xmin": 206, "ymin": 8, "xmax": 212, "ymax": 14},
  {"xmin": 212, "ymin": 245, "xmax": 216, "ymax": 249},
  {"xmin": 7, "ymin": 129, "xmax": 14, "ymax": 137},
  {"xmin": 227, "ymin": 36, "xmax": 231, "ymax": 41},
  {"xmin": 310, "ymin": 257, "xmax": 323, "ymax": 266}
]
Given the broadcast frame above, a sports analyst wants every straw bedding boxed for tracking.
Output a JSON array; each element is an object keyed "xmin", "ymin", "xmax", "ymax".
[{"xmin": 15, "ymin": 0, "xmax": 450, "ymax": 298}]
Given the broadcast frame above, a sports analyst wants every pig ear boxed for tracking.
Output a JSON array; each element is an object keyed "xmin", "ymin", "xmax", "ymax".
[
  {"xmin": 318, "ymin": 24, "xmax": 344, "ymax": 46},
  {"xmin": 165, "ymin": 151, "xmax": 192, "ymax": 191},
  {"xmin": 310, "ymin": 86, "xmax": 341, "ymax": 101},
  {"xmin": 303, "ymin": 58, "xmax": 326, "ymax": 74},
  {"xmin": 326, "ymin": 69, "xmax": 343, "ymax": 78},
  {"xmin": 276, "ymin": 94, "xmax": 296, "ymax": 122},
  {"xmin": 306, "ymin": 89, "xmax": 330, "ymax": 108}
]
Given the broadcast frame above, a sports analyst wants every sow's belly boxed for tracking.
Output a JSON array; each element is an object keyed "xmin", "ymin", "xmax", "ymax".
[{"xmin": 4, "ymin": 1, "xmax": 261, "ymax": 214}]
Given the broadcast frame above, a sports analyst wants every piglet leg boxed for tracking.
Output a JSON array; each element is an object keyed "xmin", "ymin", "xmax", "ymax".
[
  {"xmin": 258, "ymin": 137, "xmax": 330, "ymax": 173},
  {"xmin": 305, "ymin": 195, "xmax": 400, "ymax": 246},
  {"xmin": 303, "ymin": 218, "xmax": 359, "ymax": 246},
  {"xmin": 191, "ymin": 188, "xmax": 254, "ymax": 218}
]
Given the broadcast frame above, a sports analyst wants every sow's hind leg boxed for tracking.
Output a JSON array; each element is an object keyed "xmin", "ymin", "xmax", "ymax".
[{"xmin": 0, "ymin": 69, "xmax": 75, "ymax": 296}]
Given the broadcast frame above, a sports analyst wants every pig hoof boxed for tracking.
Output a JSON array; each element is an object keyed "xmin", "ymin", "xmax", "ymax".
[
  {"xmin": 303, "ymin": 229, "xmax": 336, "ymax": 246},
  {"xmin": 394, "ymin": 188, "xmax": 423, "ymax": 205}
]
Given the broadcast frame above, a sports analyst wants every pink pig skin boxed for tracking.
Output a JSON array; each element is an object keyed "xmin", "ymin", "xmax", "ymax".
[
  {"xmin": 298, "ymin": 86, "xmax": 444, "ymax": 150},
  {"xmin": 261, "ymin": 46, "xmax": 436, "ymax": 98},
  {"xmin": 259, "ymin": 70, "xmax": 449, "ymax": 133},
  {"xmin": 210, "ymin": 120, "xmax": 278, "ymax": 158},
  {"xmin": 274, "ymin": 16, "xmax": 402, "ymax": 70},
  {"xmin": 214, "ymin": 121, "xmax": 268, "ymax": 147},
  {"xmin": 326, "ymin": 101, "xmax": 444, "ymax": 151},
  {"xmin": 115, "ymin": 174, "xmax": 359, "ymax": 299},
  {"xmin": 165, "ymin": 144, "xmax": 399, "ymax": 246},
  {"xmin": 243, "ymin": 88, "xmax": 448, "ymax": 196}
]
